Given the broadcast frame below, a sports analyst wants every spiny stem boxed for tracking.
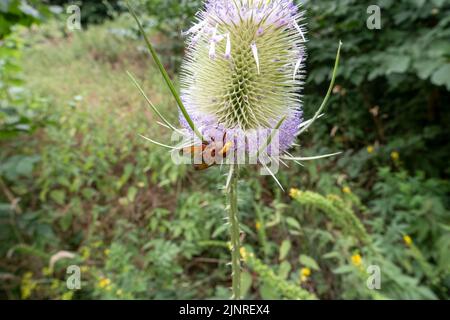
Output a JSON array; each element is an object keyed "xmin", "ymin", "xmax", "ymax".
[{"xmin": 227, "ymin": 165, "xmax": 241, "ymax": 299}]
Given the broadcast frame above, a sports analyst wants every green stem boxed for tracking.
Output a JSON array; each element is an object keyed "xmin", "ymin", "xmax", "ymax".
[{"xmin": 228, "ymin": 165, "xmax": 241, "ymax": 299}]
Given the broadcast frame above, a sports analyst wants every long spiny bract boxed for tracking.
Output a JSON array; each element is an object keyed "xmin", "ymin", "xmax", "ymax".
[{"xmin": 126, "ymin": 1, "xmax": 205, "ymax": 142}]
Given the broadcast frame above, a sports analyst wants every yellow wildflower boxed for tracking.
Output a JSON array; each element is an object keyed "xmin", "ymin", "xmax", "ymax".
[
  {"xmin": 342, "ymin": 186, "xmax": 352, "ymax": 194},
  {"xmin": 391, "ymin": 151, "xmax": 400, "ymax": 161},
  {"xmin": 351, "ymin": 254, "xmax": 362, "ymax": 267},
  {"xmin": 98, "ymin": 277, "xmax": 111, "ymax": 289},
  {"xmin": 255, "ymin": 221, "xmax": 262, "ymax": 231},
  {"xmin": 240, "ymin": 247, "xmax": 248, "ymax": 260},
  {"xmin": 104, "ymin": 249, "xmax": 111, "ymax": 256},
  {"xmin": 403, "ymin": 235, "xmax": 413, "ymax": 247},
  {"xmin": 289, "ymin": 188, "xmax": 301, "ymax": 198},
  {"xmin": 367, "ymin": 145, "xmax": 374, "ymax": 154},
  {"xmin": 300, "ymin": 267, "xmax": 311, "ymax": 282}
]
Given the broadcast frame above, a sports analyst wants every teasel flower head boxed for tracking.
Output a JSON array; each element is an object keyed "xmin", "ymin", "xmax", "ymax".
[{"xmin": 180, "ymin": 0, "xmax": 307, "ymax": 155}]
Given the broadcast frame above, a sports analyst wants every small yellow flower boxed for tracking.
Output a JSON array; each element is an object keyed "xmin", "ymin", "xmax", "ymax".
[
  {"xmin": 342, "ymin": 186, "xmax": 351, "ymax": 194},
  {"xmin": 80, "ymin": 266, "xmax": 89, "ymax": 273},
  {"xmin": 289, "ymin": 188, "xmax": 300, "ymax": 198},
  {"xmin": 98, "ymin": 277, "xmax": 111, "ymax": 289},
  {"xmin": 240, "ymin": 247, "xmax": 248, "ymax": 260},
  {"xmin": 367, "ymin": 145, "xmax": 375, "ymax": 154},
  {"xmin": 391, "ymin": 151, "xmax": 400, "ymax": 161},
  {"xmin": 351, "ymin": 254, "xmax": 362, "ymax": 267},
  {"xmin": 403, "ymin": 235, "xmax": 413, "ymax": 247},
  {"xmin": 300, "ymin": 267, "xmax": 311, "ymax": 282},
  {"xmin": 104, "ymin": 249, "xmax": 111, "ymax": 256},
  {"xmin": 255, "ymin": 221, "xmax": 262, "ymax": 231},
  {"xmin": 80, "ymin": 246, "xmax": 90, "ymax": 260},
  {"xmin": 301, "ymin": 267, "xmax": 311, "ymax": 277}
]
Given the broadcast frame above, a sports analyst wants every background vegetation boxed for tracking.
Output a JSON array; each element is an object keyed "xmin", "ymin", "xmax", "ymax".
[{"xmin": 0, "ymin": 0, "xmax": 449, "ymax": 300}]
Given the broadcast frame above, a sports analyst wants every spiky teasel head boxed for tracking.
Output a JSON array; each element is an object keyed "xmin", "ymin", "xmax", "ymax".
[{"xmin": 180, "ymin": 0, "xmax": 307, "ymax": 153}]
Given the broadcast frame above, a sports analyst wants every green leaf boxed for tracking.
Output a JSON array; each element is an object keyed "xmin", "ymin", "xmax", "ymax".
[
  {"xmin": 127, "ymin": 187, "xmax": 138, "ymax": 202},
  {"xmin": 333, "ymin": 265, "xmax": 354, "ymax": 274},
  {"xmin": 278, "ymin": 261, "xmax": 292, "ymax": 280},
  {"xmin": 299, "ymin": 255, "xmax": 320, "ymax": 271},
  {"xmin": 385, "ymin": 55, "xmax": 411, "ymax": 75},
  {"xmin": 286, "ymin": 217, "xmax": 301, "ymax": 230},
  {"xmin": 414, "ymin": 60, "xmax": 441, "ymax": 80},
  {"xmin": 279, "ymin": 240, "xmax": 291, "ymax": 261},
  {"xmin": 240, "ymin": 271, "xmax": 253, "ymax": 298},
  {"xmin": 259, "ymin": 283, "xmax": 279, "ymax": 300},
  {"xmin": 15, "ymin": 156, "xmax": 39, "ymax": 177},
  {"xmin": 81, "ymin": 188, "xmax": 97, "ymax": 200},
  {"xmin": 322, "ymin": 251, "xmax": 340, "ymax": 260},
  {"xmin": 212, "ymin": 223, "xmax": 228, "ymax": 238},
  {"xmin": 431, "ymin": 64, "xmax": 450, "ymax": 90},
  {"xmin": 116, "ymin": 163, "xmax": 134, "ymax": 190},
  {"xmin": 50, "ymin": 190, "xmax": 66, "ymax": 206},
  {"xmin": 59, "ymin": 212, "xmax": 73, "ymax": 231}
]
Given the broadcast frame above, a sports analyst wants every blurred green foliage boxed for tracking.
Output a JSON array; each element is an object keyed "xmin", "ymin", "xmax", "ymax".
[
  {"xmin": 304, "ymin": 0, "xmax": 450, "ymax": 178},
  {"xmin": 0, "ymin": 0, "xmax": 449, "ymax": 300},
  {"xmin": 0, "ymin": 0, "xmax": 51, "ymax": 39}
]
